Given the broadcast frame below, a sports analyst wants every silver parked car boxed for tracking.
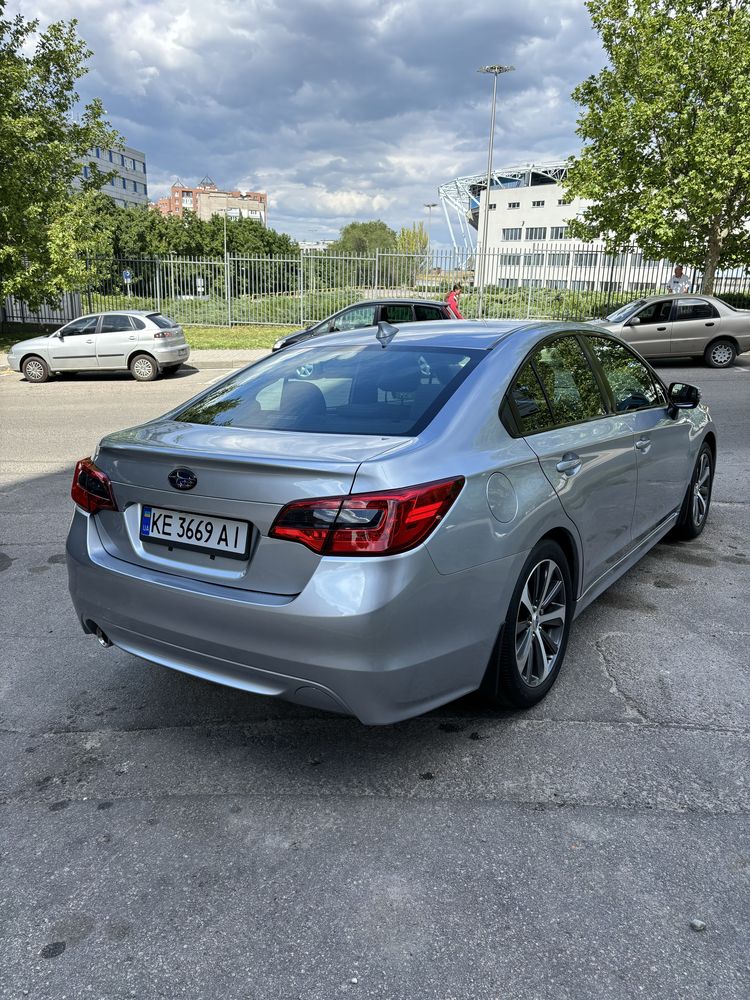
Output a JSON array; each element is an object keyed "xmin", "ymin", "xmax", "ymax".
[
  {"xmin": 66, "ymin": 320, "xmax": 715, "ymax": 724},
  {"xmin": 6, "ymin": 310, "xmax": 190, "ymax": 383},
  {"xmin": 595, "ymin": 294, "xmax": 750, "ymax": 367}
]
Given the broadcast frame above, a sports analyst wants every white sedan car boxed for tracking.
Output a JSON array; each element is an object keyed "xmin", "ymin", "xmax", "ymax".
[{"xmin": 7, "ymin": 310, "xmax": 190, "ymax": 383}]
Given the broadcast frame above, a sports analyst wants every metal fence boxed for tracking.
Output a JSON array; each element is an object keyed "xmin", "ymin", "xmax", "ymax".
[{"xmin": 5, "ymin": 246, "xmax": 750, "ymax": 328}]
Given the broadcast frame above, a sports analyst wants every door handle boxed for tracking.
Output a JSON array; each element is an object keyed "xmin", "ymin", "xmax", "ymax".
[
  {"xmin": 85, "ymin": 339, "xmax": 93, "ymax": 343},
  {"xmin": 556, "ymin": 453, "xmax": 582, "ymax": 475},
  {"xmin": 656, "ymin": 326, "xmax": 667, "ymax": 332},
  {"xmin": 129, "ymin": 335, "xmax": 136, "ymax": 340},
  {"xmin": 635, "ymin": 437, "xmax": 652, "ymax": 453},
  {"xmin": 704, "ymin": 322, "xmax": 714, "ymax": 327}
]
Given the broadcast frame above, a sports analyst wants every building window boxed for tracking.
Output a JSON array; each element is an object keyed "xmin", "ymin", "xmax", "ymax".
[
  {"xmin": 571, "ymin": 280, "xmax": 595, "ymax": 291},
  {"xmin": 488, "ymin": 202, "xmax": 496, "ymax": 210},
  {"xmin": 143, "ymin": 184, "xmax": 148, "ymax": 196},
  {"xmin": 522, "ymin": 278, "xmax": 544, "ymax": 288},
  {"xmin": 531, "ymin": 200, "xmax": 545, "ymax": 208},
  {"xmin": 82, "ymin": 165, "xmax": 89, "ymax": 178},
  {"xmin": 501, "ymin": 228, "xmax": 522, "ymax": 241},
  {"xmin": 120, "ymin": 153, "xmax": 125, "ymax": 166},
  {"xmin": 574, "ymin": 252, "xmax": 598, "ymax": 267},
  {"xmin": 122, "ymin": 178, "xmax": 127, "ymax": 188},
  {"xmin": 550, "ymin": 226, "xmax": 569, "ymax": 240},
  {"xmin": 507, "ymin": 201, "xmax": 520, "ymax": 209},
  {"xmin": 548, "ymin": 252, "xmax": 570, "ymax": 267},
  {"xmin": 525, "ymin": 227, "xmax": 547, "ymax": 240},
  {"xmin": 524, "ymin": 253, "xmax": 545, "ymax": 267},
  {"xmin": 558, "ymin": 198, "xmax": 571, "ymax": 206},
  {"xmin": 498, "ymin": 253, "xmax": 521, "ymax": 266},
  {"xmin": 110, "ymin": 177, "xmax": 115, "ymax": 186},
  {"xmin": 547, "ymin": 279, "xmax": 567, "ymax": 289},
  {"xmin": 496, "ymin": 278, "xmax": 518, "ymax": 288},
  {"xmin": 95, "ymin": 147, "xmax": 101, "ymax": 157}
]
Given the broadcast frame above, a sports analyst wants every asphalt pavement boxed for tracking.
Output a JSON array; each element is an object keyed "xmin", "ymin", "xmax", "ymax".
[{"xmin": 0, "ymin": 355, "xmax": 748, "ymax": 999}]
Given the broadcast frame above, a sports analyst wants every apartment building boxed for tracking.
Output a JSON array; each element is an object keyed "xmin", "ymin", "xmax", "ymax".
[
  {"xmin": 154, "ymin": 177, "xmax": 267, "ymax": 225},
  {"xmin": 80, "ymin": 145, "xmax": 149, "ymax": 208}
]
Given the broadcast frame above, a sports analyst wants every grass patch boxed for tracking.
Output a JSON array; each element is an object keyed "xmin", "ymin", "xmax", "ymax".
[{"xmin": 181, "ymin": 325, "xmax": 290, "ymax": 350}]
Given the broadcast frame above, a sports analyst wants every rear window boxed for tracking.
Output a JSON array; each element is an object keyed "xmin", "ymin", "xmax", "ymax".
[
  {"xmin": 148, "ymin": 313, "xmax": 177, "ymax": 329},
  {"xmin": 173, "ymin": 344, "xmax": 483, "ymax": 436}
]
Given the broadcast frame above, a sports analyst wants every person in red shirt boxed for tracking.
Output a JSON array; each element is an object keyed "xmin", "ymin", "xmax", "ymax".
[{"xmin": 445, "ymin": 283, "xmax": 463, "ymax": 318}]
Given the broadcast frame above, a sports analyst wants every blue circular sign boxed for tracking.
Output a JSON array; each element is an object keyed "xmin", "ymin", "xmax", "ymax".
[{"xmin": 122, "ymin": 269, "xmax": 132, "ymax": 281}]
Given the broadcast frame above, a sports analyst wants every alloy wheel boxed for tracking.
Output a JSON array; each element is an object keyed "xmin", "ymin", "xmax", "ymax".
[
  {"xmin": 133, "ymin": 357, "xmax": 156, "ymax": 380},
  {"xmin": 515, "ymin": 559, "xmax": 567, "ymax": 687},
  {"xmin": 24, "ymin": 359, "xmax": 46, "ymax": 382},
  {"xmin": 692, "ymin": 451, "xmax": 711, "ymax": 527}
]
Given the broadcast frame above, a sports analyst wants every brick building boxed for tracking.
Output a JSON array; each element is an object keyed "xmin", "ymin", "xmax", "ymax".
[{"xmin": 153, "ymin": 177, "xmax": 267, "ymax": 225}]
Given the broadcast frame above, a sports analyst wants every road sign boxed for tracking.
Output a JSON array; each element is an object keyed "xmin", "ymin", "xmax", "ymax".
[{"xmin": 122, "ymin": 269, "xmax": 132, "ymax": 283}]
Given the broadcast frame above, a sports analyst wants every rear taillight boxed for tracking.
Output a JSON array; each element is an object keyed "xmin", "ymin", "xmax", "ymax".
[
  {"xmin": 270, "ymin": 477, "xmax": 464, "ymax": 556},
  {"xmin": 153, "ymin": 330, "xmax": 174, "ymax": 339},
  {"xmin": 71, "ymin": 458, "xmax": 117, "ymax": 514}
]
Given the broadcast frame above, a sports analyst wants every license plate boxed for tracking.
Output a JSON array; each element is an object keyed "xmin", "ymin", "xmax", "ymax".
[{"xmin": 140, "ymin": 505, "xmax": 250, "ymax": 559}]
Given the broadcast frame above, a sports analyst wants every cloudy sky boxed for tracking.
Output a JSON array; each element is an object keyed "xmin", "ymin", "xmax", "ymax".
[{"xmin": 17, "ymin": 0, "xmax": 604, "ymax": 246}]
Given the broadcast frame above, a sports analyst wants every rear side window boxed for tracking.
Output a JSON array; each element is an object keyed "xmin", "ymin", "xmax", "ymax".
[
  {"xmin": 100, "ymin": 314, "xmax": 133, "ymax": 332},
  {"xmin": 381, "ymin": 304, "xmax": 414, "ymax": 324},
  {"xmin": 585, "ymin": 336, "xmax": 666, "ymax": 411},
  {"xmin": 532, "ymin": 336, "xmax": 606, "ymax": 426},
  {"xmin": 414, "ymin": 305, "xmax": 446, "ymax": 321},
  {"xmin": 148, "ymin": 314, "xmax": 177, "ymax": 329},
  {"xmin": 508, "ymin": 362, "xmax": 554, "ymax": 434},
  {"xmin": 173, "ymin": 344, "xmax": 482, "ymax": 436},
  {"xmin": 673, "ymin": 298, "xmax": 718, "ymax": 321},
  {"xmin": 131, "ymin": 317, "xmax": 146, "ymax": 330}
]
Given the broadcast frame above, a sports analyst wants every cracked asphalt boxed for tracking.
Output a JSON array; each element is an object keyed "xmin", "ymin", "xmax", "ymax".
[{"xmin": 1, "ymin": 357, "xmax": 748, "ymax": 999}]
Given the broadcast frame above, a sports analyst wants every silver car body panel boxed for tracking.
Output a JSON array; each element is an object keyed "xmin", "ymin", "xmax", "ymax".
[{"xmin": 67, "ymin": 320, "xmax": 716, "ymax": 723}]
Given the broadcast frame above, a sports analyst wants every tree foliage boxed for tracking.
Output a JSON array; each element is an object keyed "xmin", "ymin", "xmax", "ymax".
[
  {"xmin": 330, "ymin": 220, "xmax": 397, "ymax": 255},
  {"xmin": 396, "ymin": 222, "xmax": 428, "ymax": 255},
  {"xmin": 0, "ymin": 2, "xmax": 119, "ymax": 307},
  {"xmin": 107, "ymin": 207, "xmax": 299, "ymax": 258},
  {"xmin": 564, "ymin": 0, "xmax": 750, "ymax": 291}
]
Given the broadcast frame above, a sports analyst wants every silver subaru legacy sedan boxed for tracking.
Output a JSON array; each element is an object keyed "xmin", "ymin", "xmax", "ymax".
[{"xmin": 66, "ymin": 320, "xmax": 716, "ymax": 724}]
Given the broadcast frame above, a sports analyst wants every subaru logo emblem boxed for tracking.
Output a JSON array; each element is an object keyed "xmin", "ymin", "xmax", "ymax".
[{"xmin": 168, "ymin": 468, "xmax": 197, "ymax": 491}]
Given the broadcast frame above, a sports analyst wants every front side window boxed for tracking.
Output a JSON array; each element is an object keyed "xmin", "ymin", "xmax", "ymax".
[
  {"xmin": 606, "ymin": 299, "xmax": 645, "ymax": 323},
  {"xmin": 673, "ymin": 298, "xmax": 717, "ymax": 321},
  {"xmin": 585, "ymin": 336, "xmax": 666, "ymax": 411},
  {"xmin": 60, "ymin": 316, "xmax": 98, "ymax": 336},
  {"xmin": 173, "ymin": 344, "xmax": 482, "ymax": 436},
  {"xmin": 330, "ymin": 305, "xmax": 377, "ymax": 331},
  {"xmin": 634, "ymin": 300, "xmax": 672, "ymax": 325},
  {"xmin": 531, "ymin": 336, "xmax": 606, "ymax": 427},
  {"xmin": 100, "ymin": 314, "xmax": 133, "ymax": 333}
]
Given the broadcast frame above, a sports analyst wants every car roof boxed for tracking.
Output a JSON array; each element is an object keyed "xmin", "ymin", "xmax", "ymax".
[
  {"xmin": 622, "ymin": 293, "xmax": 718, "ymax": 304},
  {"xmin": 334, "ymin": 298, "xmax": 449, "ymax": 310},
  {"xmin": 67, "ymin": 310, "xmax": 158, "ymax": 320},
  {"xmin": 291, "ymin": 319, "xmax": 580, "ymax": 352}
]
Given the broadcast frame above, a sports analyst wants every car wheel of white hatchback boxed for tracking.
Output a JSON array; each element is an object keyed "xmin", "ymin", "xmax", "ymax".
[
  {"xmin": 22, "ymin": 356, "xmax": 50, "ymax": 383},
  {"xmin": 130, "ymin": 354, "xmax": 159, "ymax": 382}
]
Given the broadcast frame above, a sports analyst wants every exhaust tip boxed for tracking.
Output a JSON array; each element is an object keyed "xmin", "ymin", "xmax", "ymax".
[{"xmin": 93, "ymin": 624, "xmax": 112, "ymax": 648}]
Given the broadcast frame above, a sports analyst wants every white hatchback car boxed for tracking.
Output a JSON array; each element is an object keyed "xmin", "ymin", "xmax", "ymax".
[{"xmin": 7, "ymin": 310, "xmax": 191, "ymax": 383}]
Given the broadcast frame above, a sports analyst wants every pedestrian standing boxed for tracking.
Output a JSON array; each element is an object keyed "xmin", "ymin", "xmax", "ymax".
[
  {"xmin": 667, "ymin": 265, "xmax": 690, "ymax": 294},
  {"xmin": 445, "ymin": 283, "xmax": 463, "ymax": 318}
]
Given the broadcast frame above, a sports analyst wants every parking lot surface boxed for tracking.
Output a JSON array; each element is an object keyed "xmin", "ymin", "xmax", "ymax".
[{"xmin": 1, "ymin": 358, "xmax": 748, "ymax": 999}]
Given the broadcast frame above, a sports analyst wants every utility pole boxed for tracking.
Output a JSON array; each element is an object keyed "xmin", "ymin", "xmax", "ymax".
[{"xmin": 476, "ymin": 64, "xmax": 515, "ymax": 319}]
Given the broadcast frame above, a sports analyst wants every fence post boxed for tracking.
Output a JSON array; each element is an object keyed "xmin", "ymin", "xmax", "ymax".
[
  {"xmin": 299, "ymin": 251, "xmax": 304, "ymax": 327},
  {"xmin": 225, "ymin": 251, "xmax": 231, "ymax": 326},
  {"xmin": 374, "ymin": 249, "xmax": 379, "ymax": 296},
  {"xmin": 155, "ymin": 258, "xmax": 162, "ymax": 313},
  {"xmin": 85, "ymin": 253, "xmax": 93, "ymax": 314}
]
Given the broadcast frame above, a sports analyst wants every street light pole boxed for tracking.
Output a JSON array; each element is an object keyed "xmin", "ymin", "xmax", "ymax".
[
  {"xmin": 424, "ymin": 202, "xmax": 438, "ymax": 278},
  {"xmin": 476, "ymin": 63, "xmax": 515, "ymax": 319}
]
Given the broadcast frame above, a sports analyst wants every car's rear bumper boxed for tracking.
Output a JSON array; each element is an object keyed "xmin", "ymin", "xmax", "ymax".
[
  {"xmin": 153, "ymin": 344, "xmax": 190, "ymax": 366},
  {"xmin": 66, "ymin": 508, "xmax": 522, "ymax": 724}
]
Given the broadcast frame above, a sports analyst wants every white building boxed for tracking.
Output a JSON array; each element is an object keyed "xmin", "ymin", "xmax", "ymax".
[{"xmin": 438, "ymin": 161, "xmax": 676, "ymax": 293}]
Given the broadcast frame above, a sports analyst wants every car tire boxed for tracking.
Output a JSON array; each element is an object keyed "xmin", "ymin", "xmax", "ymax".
[
  {"xmin": 672, "ymin": 442, "xmax": 713, "ymax": 540},
  {"xmin": 484, "ymin": 539, "xmax": 573, "ymax": 709},
  {"xmin": 704, "ymin": 338, "xmax": 736, "ymax": 368},
  {"xmin": 22, "ymin": 356, "xmax": 50, "ymax": 383},
  {"xmin": 129, "ymin": 354, "xmax": 159, "ymax": 382}
]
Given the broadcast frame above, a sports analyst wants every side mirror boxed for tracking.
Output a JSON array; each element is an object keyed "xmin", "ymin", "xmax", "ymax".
[
  {"xmin": 626, "ymin": 316, "xmax": 641, "ymax": 327},
  {"xmin": 668, "ymin": 382, "xmax": 700, "ymax": 416}
]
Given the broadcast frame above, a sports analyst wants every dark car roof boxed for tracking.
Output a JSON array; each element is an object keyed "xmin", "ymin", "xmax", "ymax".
[
  {"xmin": 336, "ymin": 298, "xmax": 450, "ymax": 309},
  {"xmin": 284, "ymin": 319, "xmax": 554, "ymax": 352}
]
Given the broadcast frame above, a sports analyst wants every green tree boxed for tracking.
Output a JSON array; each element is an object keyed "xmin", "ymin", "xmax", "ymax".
[
  {"xmin": 564, "ymin": 0, "xmax": 750, "ymax": 292},
  {"xmin": 331, "ymin": 220, "xmax": 397, "ymax": 255},
  {"xmin": 396, "ymin": 222, "xmax": 428, "ymax": 255},
  {"xmin": 0, "ymin": 3, "xmax": 119, "ymax": 307}
]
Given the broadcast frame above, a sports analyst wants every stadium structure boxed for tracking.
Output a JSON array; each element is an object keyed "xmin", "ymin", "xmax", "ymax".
[{"xmin": 437, "ymin": 160, "xmax": 576, "ymax": 255}]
